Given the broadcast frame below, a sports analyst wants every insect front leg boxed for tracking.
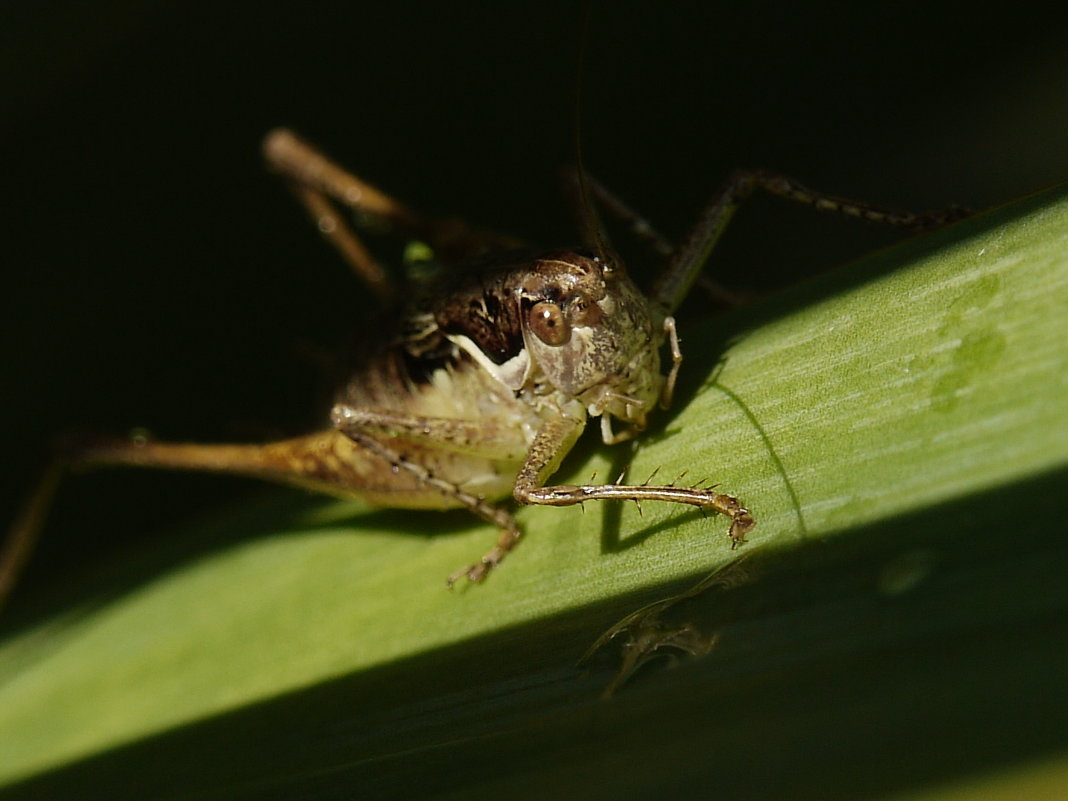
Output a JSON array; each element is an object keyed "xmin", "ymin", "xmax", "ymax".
[{"xmin": 512, "ymin": 414, "xmax": 755, "ymax": 550}]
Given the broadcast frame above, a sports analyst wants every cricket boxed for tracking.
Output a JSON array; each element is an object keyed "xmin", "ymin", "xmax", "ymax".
[{"xmin": 0, "ymin": 128, "xmax": 967, "ymax": 607}]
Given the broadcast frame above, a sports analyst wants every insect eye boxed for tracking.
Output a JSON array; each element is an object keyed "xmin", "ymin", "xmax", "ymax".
[{"xmin": 527, "ymin": 300, "xmax": 571, "ymax": 346}]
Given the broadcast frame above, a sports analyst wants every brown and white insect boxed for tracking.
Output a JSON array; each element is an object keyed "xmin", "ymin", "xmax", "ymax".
[{"xmin": 0, "ymin": 129, "xmax": 965, "ymax": 605}]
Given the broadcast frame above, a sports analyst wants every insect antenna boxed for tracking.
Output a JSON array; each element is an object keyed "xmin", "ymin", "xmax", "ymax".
[{"xmin": 570, "ymin": 3, "xmax": 614, "ymax": 264}]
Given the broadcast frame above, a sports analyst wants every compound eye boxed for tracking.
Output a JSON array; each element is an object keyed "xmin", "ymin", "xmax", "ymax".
[{"xmin": 528, "ymin": 300, "xmax": 571, "ymax": 346}]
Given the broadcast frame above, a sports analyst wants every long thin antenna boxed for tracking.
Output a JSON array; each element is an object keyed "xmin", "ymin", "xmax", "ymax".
[{"xmin": 572, "ymin": 2, "xmax": 611, "ymax": 262}]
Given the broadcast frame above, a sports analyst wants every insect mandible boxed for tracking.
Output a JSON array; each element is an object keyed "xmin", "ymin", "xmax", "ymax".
[{"xmin": 0, "ymin": 128, "xmax": 966, "ymax": 604}]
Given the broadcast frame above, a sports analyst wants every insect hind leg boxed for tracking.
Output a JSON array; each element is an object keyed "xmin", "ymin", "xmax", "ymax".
[
  {"xmin": 651, "ymin": 168, "xmax": 971, "ymax": 316},
  {"xmin": 263, "ymin": 129, "xmax": 522, "ymax": 297},
  {"xmin": 0, "ymin": 462, "xmax": 62, "ymax": 610},
  {"xmin": 0, "ymin": 429, "xmax": 406, "ymax": 610},
  {"xmin": 334, "ymin": 425, "xmax": 522, "ymax": 587}
]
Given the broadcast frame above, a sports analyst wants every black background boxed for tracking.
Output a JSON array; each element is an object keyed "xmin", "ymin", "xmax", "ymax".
[{"xmin": 5, "ymin": 1, "xmax": 1068, "ymax": 608}]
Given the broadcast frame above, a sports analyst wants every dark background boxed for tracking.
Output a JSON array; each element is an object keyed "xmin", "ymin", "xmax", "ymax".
[{"xmin": 4, "ymin": 1, "xmax": 1068, "ymax": 609}]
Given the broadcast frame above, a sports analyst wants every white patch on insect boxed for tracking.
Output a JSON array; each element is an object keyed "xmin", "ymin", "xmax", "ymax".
[{"xmin": 445, "ymin": 333, "xmax": 531, "ymax": 391}]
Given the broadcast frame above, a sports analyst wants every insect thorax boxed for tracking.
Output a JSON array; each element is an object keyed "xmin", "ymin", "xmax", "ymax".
[{"xmin": 336, "ymin": 248, "xmax": 664, "ymax": 436}]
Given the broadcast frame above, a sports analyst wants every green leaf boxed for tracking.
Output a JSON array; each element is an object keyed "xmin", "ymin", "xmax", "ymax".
[{"xmin": 1, "ymin": 185, "xmax": 1067, "ymax": 799}]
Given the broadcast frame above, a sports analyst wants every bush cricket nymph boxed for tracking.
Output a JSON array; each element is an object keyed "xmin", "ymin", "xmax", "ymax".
[{"xmin": 0, "ymin": 129, "xmax": 967, "ymax": 606}]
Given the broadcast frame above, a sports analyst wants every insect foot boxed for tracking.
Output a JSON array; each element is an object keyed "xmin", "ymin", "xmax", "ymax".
[
  {"xmin": 445, "ymin": 523, "xmax": 524, "ymax": 589},
  {"xmin": 723, "ymin": 497, "xmax": 755, "ymax": 549},
  {"xmin": 445, "ymin": 542, "xmax": 515, "ymax": 588}
]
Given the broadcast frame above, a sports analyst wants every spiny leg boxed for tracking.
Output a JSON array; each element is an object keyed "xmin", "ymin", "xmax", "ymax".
[
  {"xmin": 331, "ymin": 405, "xmax": 529, "ymax": 584},
  {"xmin": 651, "ymin": 168, "xmax": 971, "ymax": 316},
  {"xmin": 513, "ymin": 415, "xmax": 755, "ymax": 550},
  {"xmin": 40, "ymin": 432, "xmax": 373, "ymax": 489},
  {"xmin": 334, "ymin": 425, "xmax": 521, "ymax": 586},
  {"xmin": 520, "ymin": 479, "xmax": 754, "ymax": 548},
  {"xmin": 1, "ymin": 437, "xmax": 311, "ymax": 613},
  {"xmin": 1, "ymin": 405, "xmax": 533, "ymax": 607},
  {"xmin": 0, "ymin": 429, "xmax": 431, "ymax": 611},
  {"xmin": 330, "ymin": 404, "xmax": 529, "ymax": 462}
]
